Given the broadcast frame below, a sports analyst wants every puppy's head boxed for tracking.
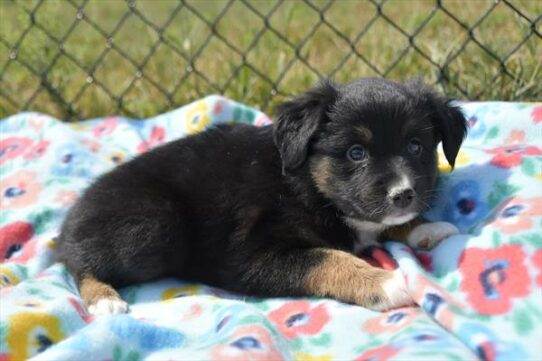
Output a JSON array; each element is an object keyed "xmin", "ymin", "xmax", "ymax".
[{"xmin": 273, "ymin": 78, "xmax": 467, "ymax": 225}]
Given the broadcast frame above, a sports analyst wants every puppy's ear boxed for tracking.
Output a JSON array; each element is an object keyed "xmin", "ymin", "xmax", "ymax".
[
  {"xmin": 407, "ymin": 79, "xmax": 467, "ymax": 168},
  {"xmin": 432, "ymin": 99, "xmax": 468, "ymax": 168},
  {"xmin": 273, "ymin": 80, "xmax": 338, "ymax": 174}
]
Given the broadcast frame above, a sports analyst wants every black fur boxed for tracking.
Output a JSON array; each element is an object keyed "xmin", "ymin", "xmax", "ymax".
[{"xmin": 56, "ymin": 78, "xmax": 467, "ymax": 299}]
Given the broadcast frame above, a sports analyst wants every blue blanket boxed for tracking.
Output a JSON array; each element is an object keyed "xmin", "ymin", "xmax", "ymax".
[{"xmin": 1, "ymin": 97, "xmax": 541, "ymax": 360}]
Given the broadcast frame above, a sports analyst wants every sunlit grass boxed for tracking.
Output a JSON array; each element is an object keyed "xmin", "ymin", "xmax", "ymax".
[{"xmin": 0, "ymin": 0, "xmax": 540, "ymax": 120}]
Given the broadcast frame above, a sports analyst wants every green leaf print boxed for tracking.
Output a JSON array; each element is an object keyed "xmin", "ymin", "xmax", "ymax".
[
  {"xmin": 121, "ymin": 285, "xmax": 140, "ymax": 304},
  {"xmin": 112, "ymin": 345, "xmax": 122, "ymax": 361},
  {"xmin": 13, "ymin": 263, "xmax": 29, "ymax": 279},
  {"xmin": 0, "ymin": 210, "xmax": 8, "ymax": 224},
  {"xmin": 0, "ymin": 163, "xmax": 14, "ymax": 178},
  {"xmin": 44, "ymin": 177, "xmax": 71, "ymax": 186},
  {"xmin": 525, "ymin": 300, "xmax": 542, "ymax": 321},
  {"xmin": 483, "ymin": 126, "xmax": 499, "ymax": 143},
  {"xmin": 29, "ymin": 209, "xmax": 55, "ymax": 234},
  {"xmin": 0, "ymin": 323, "xmax": 7, "ymax": 341},
  {"xmin": 250, "ymin": 301, "xmax": 270, "ymax": 311},
  {"xmin": 447, "ymin": 277, "xmax": 459, "ymax": 292},
  {"xmin": 309, "ymin": 332, "xmax": 331, "ymax": 347},
  {"xmin": 290, "ymin": 336, "xmax": 303, "ymax": 350},
  {"xmin": 487, "ymin": 182, "xmax": 520, "ymax": 209},
  {"xmin": 523, "ymin": 233, "xmax": 542, "ymax": 248},
  {"xmin": 125, "ymin": 350, "xmax": 141, "ymax": 361},
  {"xmin": 513, "ymin": 308, "xmax": 533, "ymax": 335},
  {"xmin": 232, "ymin": 105, "xmax": 256, "ymax": 124},
  {"xmin": 492, "ymin": 232, "xmax": 502, "ymax": 248},
  {"xmin": 521, "ymin": 157, "xmax": 536, "ymax": 177},
  {"xmin": 49, "ymin": 281, "xmax": 70, "ymax": 291}
]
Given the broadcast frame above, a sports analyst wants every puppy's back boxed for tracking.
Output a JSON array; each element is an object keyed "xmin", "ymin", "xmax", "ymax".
[{"xmin": 56, "ymin": 123, "xmax": 280, "ymax": 286}]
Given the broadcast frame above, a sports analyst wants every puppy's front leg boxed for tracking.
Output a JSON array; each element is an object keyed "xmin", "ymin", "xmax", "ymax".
[
  {"xmin": 242, "ymin": 248, "xmax": 413, "ymax": 311},
  {"xmin": 384, "ymin": 218, "xmax": 459, "ymax": 250}
]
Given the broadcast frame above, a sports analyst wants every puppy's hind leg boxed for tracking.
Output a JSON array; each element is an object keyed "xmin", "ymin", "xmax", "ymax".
[{"xmin": 79, "ymin": 275, "xmax": 129, "ymax": 315}]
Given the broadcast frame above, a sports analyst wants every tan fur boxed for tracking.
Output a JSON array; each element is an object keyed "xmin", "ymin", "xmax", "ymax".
[
  {"xmin": 79, "ymin": 275, "xmax": 122, "ymax": 307},
  {"xmin": 382, "ymin": 217, "xmax": 427, "ymax": 241},
  {"xmin": 310, "ymin": 156, "xmax": 334, "ymax": 198},
  {"xmin": 355, "ymin": 125, "xmax": 373, "ymax": 142},
  {"xmin": 303, "ymin": 248, "xmax": 394, "ymax": 307}
]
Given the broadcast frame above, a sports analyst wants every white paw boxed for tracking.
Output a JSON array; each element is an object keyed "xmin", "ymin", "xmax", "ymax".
[
  {"xmin": 88, "ymin": 298, "xmax": 129, "ymax": 315},
  {"xmin": 373, "ymin": 270, "xmax": 414, "ymax": 311},
  {"xmin": 407, "ymin": 222, "xmax": 459, "ymax": 250}
]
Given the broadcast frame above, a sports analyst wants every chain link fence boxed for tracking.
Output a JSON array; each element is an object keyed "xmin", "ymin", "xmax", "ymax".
[{"xmin": 1, "ymin": 0, "xmax": 541, "ymax": 121}]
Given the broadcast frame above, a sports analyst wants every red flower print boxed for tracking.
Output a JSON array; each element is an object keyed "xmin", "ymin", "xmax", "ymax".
[
  {"xmin": 8, "ymin": 239, "xmax": 39, "ymax": 264},
  {"xmin": 0, "ymin": 170, "xmax": 43, "ymax": 209},
  {"xmin": 0, "ymin": 137, "xmax": 32, "ymax": 164},
  {"xmin": 459, "ymin": 245, "xmax": 529, "ymax": 315},
  {"xmin": 531, "ymin": 106, "xmax": 542, "ymax": 124},
  {"xmin": 68, "ymin": 297, "xmax": 93, "ymax": 323},
  {"xmin": 485, "ymin": 145, "xmax": 542, "ymax": 168},
  {"xmin": 213, "ymin": 99, "xmax": 225, "ymax": 114},
  {"xmin": 504, "ymin": 130, "xmax": 525, "ymax": 144},
  {"xmin": 411, "ymin": 275, "xmax": 461, "ymax": 330},
  {"xmin": 416, "ymin": 252, "xmax": 433, "ymax": 272},
  {"xmin": 254, "ymin": 115, "xmax": 273, "ymax": 127},
  {"xmin": 268, "ymin": 301, "xmax": 330, "ymax": 339},
  {"xmin": 28, "ymin": 115, "xmax": 48, "ymax": 132},
  {"xmin": 93, "ymin": 117, "xmax": 118, "ymax": 137},
  {"xmin": 180, "ymin": 303, "xmax": 203, "ymax": 321},
  {"xmin": 489, "ymin": 196, "xmax": 542, "ymax": 234},
  {"xmin": 533, "ymin": 250, "xmax": 542, "ymax": 287},
  {"xmin": 363, "ymin": 307, "xmax": 418, "ymax": 334},
  {"xmin": 54, "ymin": 190, "xmax": 78, "ymax": 207},
  {"xmin": 82, "ymin": 139, "xmax": 102, "ymax": 153},
  {"xmin": 210, "ymin": 325, "xmax": 283, "ymax": 361},
  {"xmin": 137, "ymin": 126, "xmax": 165, "ymax": 153},
  {"xmin": 23, "ymin": 140, "xmax": 50, "ymax": 160},
  {"xmin": 355, "ymin": 344, "xmax": 401, "ymax": 361},
  {"xmin": 0, "ymin": 222, "xmax": 33, "ymax": 262}
]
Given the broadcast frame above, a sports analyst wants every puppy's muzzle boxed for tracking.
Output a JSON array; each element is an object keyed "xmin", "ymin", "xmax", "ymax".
[{"xmin": 389, "ymin": 187, "xmax": 415, "ymax": 209}]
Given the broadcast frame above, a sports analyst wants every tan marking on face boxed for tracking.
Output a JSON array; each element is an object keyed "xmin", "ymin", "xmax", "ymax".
[
  {"xmin": 355, "ymin": 125, "xmax": 373, "ymax": 142},
  {"xmin": 310, "ymin": 156, "xmax": 334, "ymax": 198},
  {"xmin": 303, "ymin": 248, "xmax": 394, "ymax": 308},
  {"xmin": 79, "ymin": 275, "xmax": 122, "ymax": 307}
]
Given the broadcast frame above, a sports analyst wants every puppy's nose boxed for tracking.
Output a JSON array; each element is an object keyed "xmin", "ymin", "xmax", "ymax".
[{"xmin": 390, "ymin": 188, "xmax": 415, "ymax": 209}]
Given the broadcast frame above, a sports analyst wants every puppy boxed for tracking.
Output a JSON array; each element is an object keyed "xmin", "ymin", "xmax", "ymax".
[{"xmin": 56, "ymin": 78, "xmax": 467, "ymax": 315}]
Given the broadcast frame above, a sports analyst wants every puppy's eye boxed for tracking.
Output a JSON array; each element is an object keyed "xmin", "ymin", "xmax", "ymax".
[
  {"xmin": 347, "ymin": 145, "xmax": 368, "ymax": 162},
  {"xmin": 407, "ymin": 139, "xmax": 422, "ymax": 156}
]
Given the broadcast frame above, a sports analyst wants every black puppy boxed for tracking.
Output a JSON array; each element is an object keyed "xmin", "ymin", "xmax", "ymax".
[{"xmin": 57, "ymin": 78, "xmax": 467, "ymax": 315}]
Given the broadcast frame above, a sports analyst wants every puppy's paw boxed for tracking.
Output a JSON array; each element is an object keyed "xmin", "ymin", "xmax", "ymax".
[
  {"xmin": 407, "ymin": 222, "xmax": 459, "ymax": 250},
  {"xmin": 371, "ymin": 270, "xmax": 414, "ymax": 312},
  {"xmin": 88, "ymin": 297, "xmax": 129, "ymax": 316}
]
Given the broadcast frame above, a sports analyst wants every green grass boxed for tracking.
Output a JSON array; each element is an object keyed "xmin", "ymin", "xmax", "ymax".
[{"xmin": 1, "ymin": 0, "xmax": 541, "ymax": 121}]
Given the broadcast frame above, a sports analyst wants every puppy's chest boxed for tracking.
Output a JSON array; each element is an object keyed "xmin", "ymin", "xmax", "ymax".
[
  {"xmin": 344, "ymin": 218, "xmax": 388, "ymax": 253},
  {"xmin": 279, "ymin": 211, "xmax": 356, "ymax": 249}
]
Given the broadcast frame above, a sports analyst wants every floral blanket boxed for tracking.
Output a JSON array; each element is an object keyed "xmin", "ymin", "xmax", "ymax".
[{"xmin": 1, "ymin": 97, "xmax": 541, "ymax": 361}]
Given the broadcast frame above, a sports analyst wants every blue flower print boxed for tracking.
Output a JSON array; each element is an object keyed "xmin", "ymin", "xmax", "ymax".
[
  {"xmin": 457, "ymin": 322, "xmax": 526, "ymax": 361},
  {"xmin": 467, "ymin": 114, "xmax": 487, "ymax": 140},
  {"xmin": 231, "ymin": 336, "xmax": 262, "ymax": 350},
  {"xmin": 443, "ymin": 180, "xmax": 489, "ymax": 231},
  {"xmin": 51, "ymin": 143, "xmax": 95, "ymax": 178}
]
